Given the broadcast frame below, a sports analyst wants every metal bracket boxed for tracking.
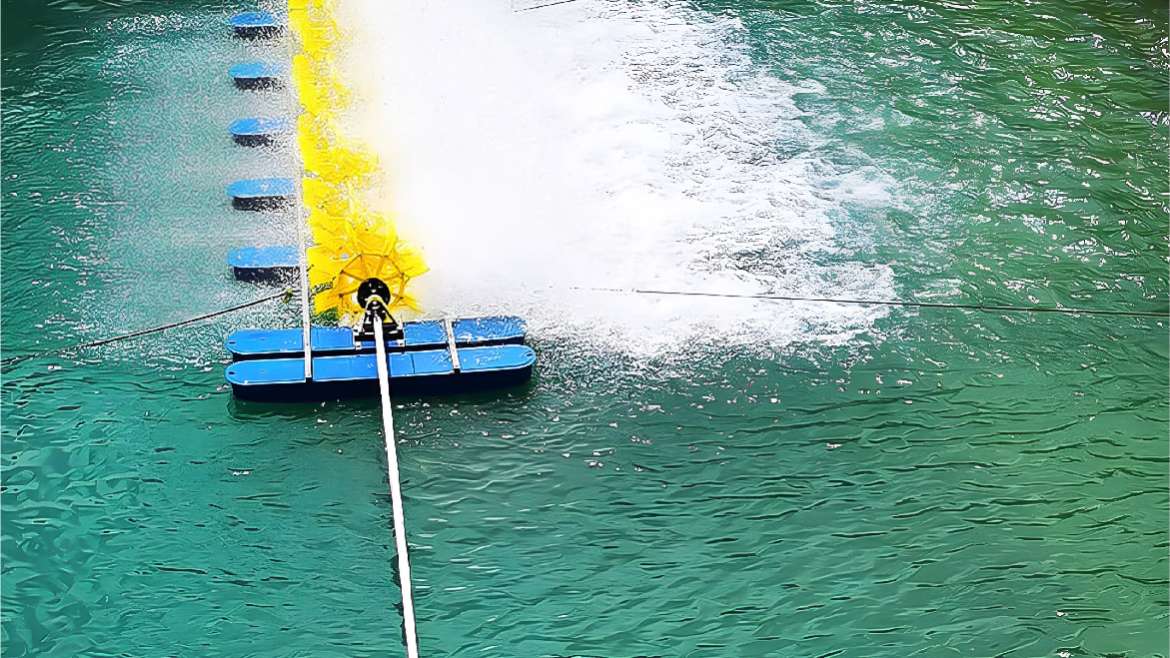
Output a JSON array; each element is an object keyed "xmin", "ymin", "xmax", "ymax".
[
  {"xmin": 444, "ymin": 318, "xmax": 461, "ymax": 372},
  {"xmin": 355, "ymin": 298, "xmax": 403, "ymax": 343}
]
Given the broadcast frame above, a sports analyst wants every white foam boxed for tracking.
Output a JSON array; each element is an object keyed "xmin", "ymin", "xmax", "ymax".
[{"xmin": 342, "ymin": 0, "xmax": 895, "ymax": 357}]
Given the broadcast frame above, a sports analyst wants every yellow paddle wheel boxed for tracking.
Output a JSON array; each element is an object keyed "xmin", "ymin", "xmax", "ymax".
[{"xmin": 288, "ymin": 0, "xmax": 426, "ymax": 326}]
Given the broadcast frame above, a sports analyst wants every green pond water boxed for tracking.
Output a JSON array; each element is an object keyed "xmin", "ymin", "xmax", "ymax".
[{"xmin": 2, "ymin": 0, "xmax": 1167, "ymax": 656}]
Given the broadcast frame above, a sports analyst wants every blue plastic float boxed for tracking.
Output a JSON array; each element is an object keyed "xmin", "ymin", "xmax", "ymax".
[
  {"xmin": 228, "ymin": 245, "xmax": 298, "ymax": 281},
  {"xmin": 227, "ymin": 344, "xmax": 536, "ymax": 401},
  {"xmin": 229, "ymin": 11, "xmax": 281, "ymax": 39},
  {"xmin": 230, "ymin": 117, "xmax": 290, "ymax": 146},
  {"xmin": 229, "ymin": 61, "xmax": 282, "ymax": 89},
  {"xmin": 227, "ymin": 177, "xmax": 294, "ymax": 210},
  {"xmin": 227, "ymin": 316, "xmax": 526, "ymax": 360}
]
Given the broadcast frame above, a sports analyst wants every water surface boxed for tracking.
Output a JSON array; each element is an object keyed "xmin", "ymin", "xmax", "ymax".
[{"xmin": 2, "ymin": 1, "xmax": 1167, "ymax": 656}]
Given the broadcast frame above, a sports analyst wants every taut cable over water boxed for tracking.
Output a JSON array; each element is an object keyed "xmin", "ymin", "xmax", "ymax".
[
  {"xmin": 514, "ymin": 0, "xmax": 583, "ymax": 12},
  {"xmin": 5, "ymin": 281, "xmax": 1164, "ymax": 368},
  {"xmin": 575, "ymin": 287, "xmax": 1170, "ymax": 319},
  {"xmin": 0, "ymin": 288, "xmax": 294, "ymax": 367}
]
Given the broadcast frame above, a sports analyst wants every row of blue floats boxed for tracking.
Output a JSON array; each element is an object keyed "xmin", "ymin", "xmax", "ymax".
[{"xmin": 222, "ymin": 11, "xmax": 535, "ymax": 402}]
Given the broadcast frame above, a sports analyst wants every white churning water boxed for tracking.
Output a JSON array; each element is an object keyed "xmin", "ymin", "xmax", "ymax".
[{"xmin": 343, "ymin": 0, "xmax": 896, "ymax": 357}]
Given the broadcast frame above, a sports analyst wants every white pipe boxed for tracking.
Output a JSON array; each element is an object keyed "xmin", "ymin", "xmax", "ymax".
[
  {"xmin": 283, "ymin": 2, "xmax": 313, "ymax": 380},
  {"xmin": 296, "ymin": 209, "xmax": 313, "ymax": 380},
  {"xmin": 373, "ymin": 318, "xmax": 421, "ymax": 658}
]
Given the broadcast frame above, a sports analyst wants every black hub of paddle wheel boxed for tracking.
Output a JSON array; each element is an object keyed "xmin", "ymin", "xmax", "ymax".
[{"xmin": 355, "ymin": 278, "xmax": 403, "ymax": 342}]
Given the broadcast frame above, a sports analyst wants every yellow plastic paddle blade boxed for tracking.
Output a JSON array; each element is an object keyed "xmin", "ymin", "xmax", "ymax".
[
  {"xmin": 301, "ymin": 177, "xmax": 363, "ymax": 217},
  {"xmin": 289, "ymin": 2, "xmax": 341, "ymax": 55},
  {"xmin": 307, "ymin": 210, "xmax": 353, "ymax": 246},
  {"xmin": 302, "ymin": 145, "xmax": 377, "ymax": 183},
  {"xmin": 395, "ymin": 245, "xmax": 430, "ymax": 278},
  {"xmin": 306, "ymin": 245, "xmax": 347, "ymax": 288},
  {"xmin": 297, "ymin": 114, "xmax": 378, "ymax": 182},
  {"xmin": 291, "ymin": 55, "xmax": 351, "ymax": 117}
]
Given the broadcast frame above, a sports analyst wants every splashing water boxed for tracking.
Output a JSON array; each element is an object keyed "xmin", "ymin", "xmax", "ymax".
[{"xmin": 342, "ymin": 0, "xmax": 895, "ymax": 356}]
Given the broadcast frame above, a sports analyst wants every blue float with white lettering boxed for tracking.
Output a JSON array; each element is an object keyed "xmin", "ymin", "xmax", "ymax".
[
  {"xmin": 230, "ymin": 117, "xmax": 290, "ymax": 146},
  {"xmin": 228, "ymin": 177, "xmax": 294, "ymax": 210}
]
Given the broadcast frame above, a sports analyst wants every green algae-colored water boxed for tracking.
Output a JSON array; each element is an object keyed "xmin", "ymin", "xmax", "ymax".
[{"xmin": 2, "ymin": 1, "xmax": 1167, "ymax": 656}]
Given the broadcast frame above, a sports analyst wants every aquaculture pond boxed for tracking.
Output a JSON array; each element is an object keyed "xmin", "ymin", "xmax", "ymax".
[{"xmin": 2, "ymin": 0, "xmax": 1167, "ymax": 656}]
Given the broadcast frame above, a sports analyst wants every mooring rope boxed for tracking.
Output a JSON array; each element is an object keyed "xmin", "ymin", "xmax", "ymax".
[
  {"xmin": 372, "ymin": 318, "xmax": 421, "ymax": 658},
  {"xmin": 575, "ymin": 287, "xmax": 1169, "ymax": 319},
  {"xmin": 6, "ymin": 282, "xmax": 1159, "ymax": 369},
  {"xmin": 0, "ymin": 288, "xmax": 294, "ymax": 367}
]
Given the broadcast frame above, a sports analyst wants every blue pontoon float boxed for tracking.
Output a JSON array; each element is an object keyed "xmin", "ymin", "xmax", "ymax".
[
  {"xmin": 227, "ymin": 344, "xmax": 535, "ymax": 401},
  {"xmin": 229, "ymin": 11, "xmax": 281, "ymax": 39},
  {"xmin": 228, "ymin": 177, "xmax": 294, "ymax": 210},
  {"xmin": 229, "ymin": 245, "xmax": 298, "ymax": 281},
  {"xmin": 230, "ymin": 117, "xmax": 290, "ymax": 146},
  {"xmin": 229, "ymin": 61, "xmax": 282, "ymax": 90},
  {"xmin": 226, "ymin": 314, "xmax": 534, "ymax": 401},
  {"xmin": 227, "ymin": 316, "xmax": 526, "ymax": 359}
]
